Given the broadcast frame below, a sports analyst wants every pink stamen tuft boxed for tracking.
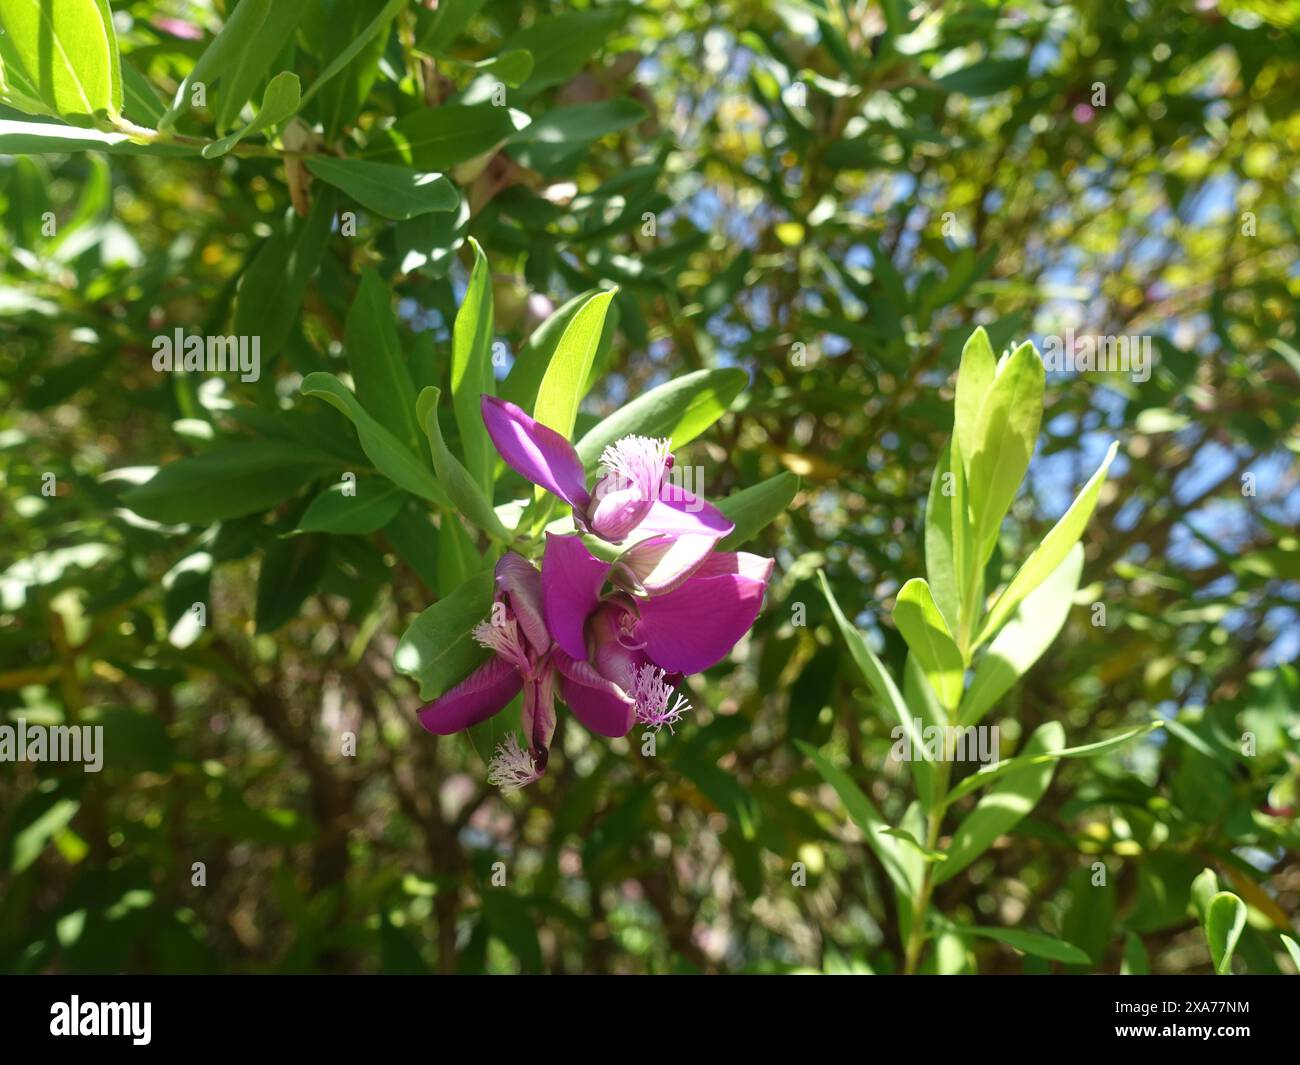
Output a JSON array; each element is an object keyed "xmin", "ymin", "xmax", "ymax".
[
  {"xmin": 473, "ymin": 615, "xmax": 529, "ymax": 672},
  {"xmin": 628, "ymin": 664, "xmax": 692, "ymax": 733},
  {"xmin": 486, "ymin": 733, "xmax": 541, "ymax": 792},
  {"xmin": 599, "ymin": 435, "xmax": 671, "ymax": 496}
]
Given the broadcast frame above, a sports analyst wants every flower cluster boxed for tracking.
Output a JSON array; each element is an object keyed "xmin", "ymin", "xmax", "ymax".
[{"xmin": 416, "ymin": 397, "xmax": 774, "ymax": 790}]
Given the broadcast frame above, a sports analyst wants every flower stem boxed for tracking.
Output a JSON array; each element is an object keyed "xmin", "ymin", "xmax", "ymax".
[{"xmin": 903, "ymin": 760, "xmax": 952, "ymax": 974}]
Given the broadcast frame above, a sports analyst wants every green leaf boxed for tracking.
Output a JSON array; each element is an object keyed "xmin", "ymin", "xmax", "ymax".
[
  {"xmin": 417, "ymin": 0, "xmax": 486, "ymax": 54},
  {"xmin": 213, "ymin": 1, "xmax": 310, "ymax": 133},
  {"xmin": 959, "ymin": 544, "xmax": 1083, "ymax": 726},
  {"xmin": 305, "ymin": 157, "xmax": 458, "ymax": 219},
  {"xmin": 255, "ymin": 534, "xmax": 329, "ymax": 633},
  {"xmin": 1204, "ymin": 892, "xmax": 1247, "ymax": 975},
  {"xmin": 924, "ymin": 442, "xmax": 960, "ymax": 638},
  {"xmin": 717, "ymin": 472, "xmax": 800, "ymax": 550},
  {"xmin": 202, "ymin": 70, "xmax": 301, "ymax": 158},
  {"xmin": 416, "ymin": 387, "xmax": 510, "ymax": 542},
  {"xmin": 794, "ymin": 740, "xmax": 913, "ymax": 899},
  {"xmin": 1122, "ymin": 931, "xmax": 1151, "ymax": 975},
  {"xmin": 306, "ymin": 0, "xmax": 391, "ymax": 141},
  {"xmin": 501, "ymin": 292, "xmax": 591, "ymax": 410},
  {"xmin": 532, "ymin": 288, "xmax": 616, "ymax": 440},
  {"xmin": 481, "ymin": 893, "xmax": 542, "ymax": 972},
  {"xmin": 296, "ymin": 478, "xmax": 405, "ymax": 534},
  {"xmin": 882, "ymin": 827, "xmax": 948, "ymax": 862},
  {"xmin": 502, "ymin": 8, "xmax": 624, "ymax": 94},
  {"xmin": 300, "ymin": 0, "xmax": 406, "ymax": 109},
  {"xmin": 953, "ymin": 327, "xmax": 997, "ymax": 476},
  {"xmin": 953, "ymin": 925, "xmax": 1090, "ymax": 965},
  {"xmin": 301, "ymin": 372, "xmax": 452, "ymax": 509},
  {"xmin": 966, "ymin": 340, "xmax": 1044, "ymax": 564},
  {"xmin": 1280, "ymin": 934, "xmax": 1300, "ymax": 972},
  {"xmin": 0, "ymin": 0, "xmax": 122, "ymax": 124},
  {"xmin": 122, "ymin": 442, "xmax": 334, "ymax": 524},
  {"xmin": 892, "ymin": 578, "xmax": 964, "ymax": 713},
  {"xmin": 437, "ymin": 512, "xmax": 482, "ymax": 590},
  {"xmin": 364, "ymin": 103, "xmax": 522, "ymax": 170},
  {"xmin": 937, "ymin": 57, "xmax": 1030, "ymax": 98},
  {"xmin": 1191, "ymin": 867, "xmax": 1220, "ymax": 918},
  {"xmin": 384, "ymin": 502, "xmax": 440, "ymax": 591},
  {"xmin": 233, "ymin": 192, "xmax": 334, "ymax": 360},
  {"xmin": 9, "ymin": 794, "xmax": 80, "ymax": 874},
  {"xmin": 818, "ymin": 570, "xmax": 933, "ymax": 805},
  {"xmin": 574, "ymin": 367, "xmax": 747, "ymax": 470},
  {"xmin": 121, "ymin": 58, "xmax": 165, "ymax": 126},
  {"xmin": 949, "ymin": 436, "xmax": 982, "ymax": 650},
  {"xmin": 463, "ymin": 49, "xmax": 534, "ymax": 88},
  {"xmin": 450, "ymin": 238, "xmax": 495, "ymax": 495},
  {"xmin": 943, "ymin": 722, "xmax": 1159, "ymax": 806},
  {"xmin": 508, "ymin": 99, "xmax": 647, "ymax": 172},
  {"xmin": 344, "ymin": 269, "xmax": 422, "ymax": 454},
  {"xmin": 935, "ymin": 720, "xmax": 1064, "ymax": 883},
  {"xmin": 394, "ymin": 569, "xmax": 495, "ymax": 699},
  {"xmin": 975, "ymin": 442, "xmax": 1119, "ymax": 648},
  {"xmin": 0, "ymin": 118, "xmax": 199, "ymax": 156}
]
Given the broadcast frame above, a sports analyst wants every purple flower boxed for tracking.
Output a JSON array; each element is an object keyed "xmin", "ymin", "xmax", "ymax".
[
  {"xmin": 416, "ymin": 536, "xmax": 774, "ymax": 791},
  {"xmin": 481, "ymin": 395, "xmax": 733, "ymax": 549},
  {"xmin": 546, "ymin": 538, "xmax": 775, "ymax": 737},
  {"xmin": 417, "ymin": 553, "xmax": 559, "ymax": 775}
]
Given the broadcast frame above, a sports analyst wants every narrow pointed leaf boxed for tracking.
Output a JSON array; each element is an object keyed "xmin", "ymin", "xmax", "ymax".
[
  {"xmin": 943, "ymin": 722, "xmax": 1159, "ymax": 806},
  {"xmin": 416, "ymin": 387, "xmax": 510, "ymax": 541},
  {"xmin": 575, "ymin": 367, "xmax": 746, "ymax": 470},
  {"xmin": 344, "ymin": 269, "xmax": 422, "ymax": 454},
  {"xmin": 305, "ymin": 157, "xmax": 458, "ymax": 219},
  {"xmin": 795, "ymin": 740, "xmax": 912, "ymax": 898},
  {"xmin": 533, "ymin": 289, "xmax": 616, "ymax": 440},
  {"xmin": 935, "ymin": 720, "xmax": 1064, "ymax": 883},
  {"xmin": 924, "ymin": 442, "xmax": 960, "ymax": 637},
  {"xmin": 394, "ymin": 569, "xmax": 495, "ymax": 699},
  {"xmin": 295, "ymin": 478, "xmax": 405, "ymax": 534},
  {"xmin": 959, "ymin": 544, "xmax": 1083, "ymax": 726},
  {"xmin": 976, "ymin": 441, "xmax": 1119, "ymax": 648},
  {"xmin": 717, "ymin": 472, "xmax": 799, "ymax": 550},
  {"xmin": 818, "ymin": 570, "xmax": 933, "ymax": 803},
  {"xmin": 0, "ymin": 0, "xmax": 122, "ymax": 124},
  {"xmin": 450, "ymin": 238, "xmax": 495, "ymax": 495},
  {"xmin": 954, "ymin": 925, "xmax": 1090, "ymax": 965},
  {"xmin": 1204, "ymin": 892, "xmax": 1247, "ymax": 975},
  {"xmin": 966, "ymin": 340, "xmax": 1044, "ymax": 563},
  {"xmin": 953, "ymin": 326, "xmax": 996, "ymax": 475},
  {"xmin": 301, "ymin": 372, "xmax": 452, "ymax": 508},
  {"xmin": 202, "ymin": 70, "xmax": 300, "ymax": 158},
  {"xmin": 300, "ymin": 0, "xmax": 406, "ymax": 108},
  {"xmin": 893, "ymin": 577, "xmax": 964, "ymax": 712}
]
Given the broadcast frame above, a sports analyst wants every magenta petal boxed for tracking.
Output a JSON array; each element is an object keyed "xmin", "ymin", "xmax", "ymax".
[
  {"xmin": 417, "ymin": 655, "xmax": 521, "ymax": 735},
  {"xmin": 494, "ymin": 552, "xmax": 548, "ymax": 655},
  {"xmin": 612, "ymin": 532, "xmax": 721, "ymax": 595},
  {"xmin": 587, "ymin": 481, "xmax": 654, "ymax": 542},
  {"xmin": 687, "ymin": 550, "xmax": 775, "ymax": 584},
  {"xmin": 637, "ymin": 486, "xmax": 734, "ymax": 540},
  {"xmin": 542, "ymin": 532, "xmax": 608, "ymax": 659},
  {"xmin": 481, "ymin": 396, "xmax": 591, "ymax": 511},
  {"xmin": 632, "ymin": 552, "xmax": 774, "ymax": 674},
  {"xmin": 588, "ymin": 600, "xmax": 649, "ymax": 688},
  {"xmin": 553, "ymin": 651, "xmax": 636, "ymax": 737}
]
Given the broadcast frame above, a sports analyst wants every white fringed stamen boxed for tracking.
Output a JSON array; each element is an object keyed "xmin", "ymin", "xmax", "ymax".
[
  {"xmin": 628, "ymin": 663, "xmax": 692, "ymax": 733},
  {"xmin": 599, "ymin": 435, "xmax": 671, "ymax": 495},
  {"xmin": 472, "ymin": 615, "xmax": 529, "ymax": 672},
  {"xmin": 486, "ymin": 733, "xmax": 541, "ymax": 792}
]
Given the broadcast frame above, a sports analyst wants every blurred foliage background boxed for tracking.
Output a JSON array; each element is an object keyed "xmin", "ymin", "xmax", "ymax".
[{"xmin": 1, "ymin": 0, "xmax": 1297, "ymax": 974}]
